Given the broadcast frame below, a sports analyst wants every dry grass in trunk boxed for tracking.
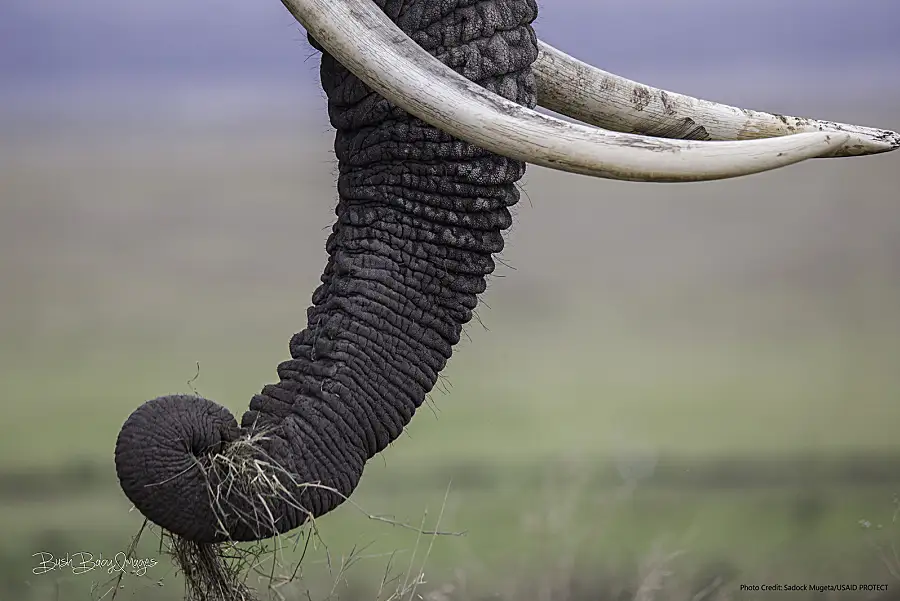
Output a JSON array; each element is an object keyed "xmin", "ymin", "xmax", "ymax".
[{"xmin": 175, "ymin": 428, "xmax": 312, "ymax": 601}]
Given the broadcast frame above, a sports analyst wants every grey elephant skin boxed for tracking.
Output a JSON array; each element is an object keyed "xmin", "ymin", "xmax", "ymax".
[{"xmin": 115, "ymin": 0, "xmax": 540, "ymax": 544}]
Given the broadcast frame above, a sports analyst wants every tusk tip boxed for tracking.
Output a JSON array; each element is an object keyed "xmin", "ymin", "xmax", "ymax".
[
  {"xmin": 835, "ymin": 127, "xmax": 900, "ymax": 157},
  {"xmin": 872, "ymin": 128, "xmax": 899, "ymax": 153},
  {"xmin": 534, "ymin": 41, "xmax": 898, "ymax": 162}
]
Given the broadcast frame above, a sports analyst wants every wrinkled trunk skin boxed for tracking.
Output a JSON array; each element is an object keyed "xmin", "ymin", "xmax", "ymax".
[{"xmin": 115, "ymin": 0, "xmax": 539, "ymax": 544}]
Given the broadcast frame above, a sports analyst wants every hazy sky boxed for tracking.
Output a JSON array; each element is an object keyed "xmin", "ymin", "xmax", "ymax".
[{"xmin": 1, "ymin": 0, "xmax": 897, "ymax": 120}]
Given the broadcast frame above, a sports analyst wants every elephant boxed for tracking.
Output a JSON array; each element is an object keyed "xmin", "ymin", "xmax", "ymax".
[{"xmin": 114, "ymin": 0, "xmax": 898, "ymax": 546}]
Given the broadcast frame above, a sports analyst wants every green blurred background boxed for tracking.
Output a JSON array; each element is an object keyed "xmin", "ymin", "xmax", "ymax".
[
  {"xmin": 2, "ymin": 102, "xmax": 899, "ymax": 599},
  {"xmin": 2, "ymin": 2, "xmax": 900, "ymax": 599}
]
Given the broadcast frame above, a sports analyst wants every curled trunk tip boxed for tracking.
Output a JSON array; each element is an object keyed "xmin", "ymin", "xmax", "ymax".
[{"xmin": 114, "ymin": 395, "xmax": 295, "ymax": 544}]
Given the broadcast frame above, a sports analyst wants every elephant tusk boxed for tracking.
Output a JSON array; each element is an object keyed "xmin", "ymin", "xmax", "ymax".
[
  {"xmin": 533, "ymin": 41, "xmax": 900, "ymax": 159},
  {"xmin": 280, "ymin": 0, "xmax": 849, "ymax": 183}
]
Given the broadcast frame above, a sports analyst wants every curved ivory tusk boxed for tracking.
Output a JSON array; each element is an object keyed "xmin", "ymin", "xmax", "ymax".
[
  {"xmin": 534, "ymin": 42, "xmax": 900, "ymax": 159},
  {"xmin": 280, "ymin": 0, "xmax": 849, "ymax": 183}
]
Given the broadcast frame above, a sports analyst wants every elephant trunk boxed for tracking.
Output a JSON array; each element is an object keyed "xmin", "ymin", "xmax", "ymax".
[{"xmin": 114, "ymin": 0, "xmax": 539, "ymax": 544}]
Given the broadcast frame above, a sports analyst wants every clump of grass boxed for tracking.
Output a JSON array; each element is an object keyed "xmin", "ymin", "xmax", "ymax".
[
  {"xmin": 202, "ymin": 427, "xmax": 305, "ymax": 542},
  {"xmin": 173, "ymin": 426, "xmax": 310, "ymax": 601},
  {"xmin": 169, "ymin": 536, "xmax": 256, "ymax": 601}
]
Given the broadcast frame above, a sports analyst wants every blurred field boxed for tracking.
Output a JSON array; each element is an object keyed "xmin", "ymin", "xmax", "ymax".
[{"xmin": 1, "ymin": 99, "xmax": 900, "ymax": 600}]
